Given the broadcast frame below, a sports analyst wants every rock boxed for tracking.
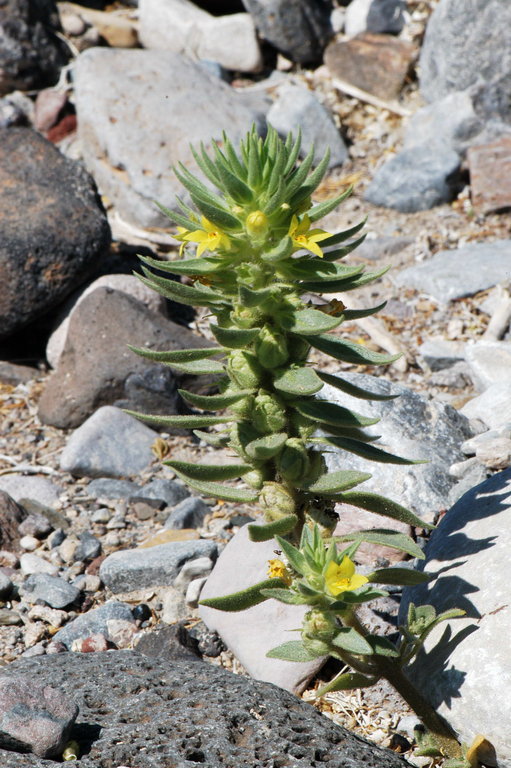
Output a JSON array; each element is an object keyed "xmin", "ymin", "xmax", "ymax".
[
  {"xmin": 185, "ymin": 576, "xmax": 208, "ymax": 607},
  {"xmin": 22, "ymin": 574, "xmax": 81, "ymax": 610},
  {"xmin": 0, "ymin": 491, "xmax": 25, "ymax": 550},
  {"xmin": 448, "ymin": 456, "xmax": 482, "ymax": 480},
  {"xmin": 475, "ymin": 437, "xmax": 511, "ymax": 469},
  {"xmin": 18, "ymin": 513, "xmax": 52, "ymax": 539},
  {"xmin": 86, "ymin": 478, "xmax": 142, "ymax": 500},
  {"xmin": 19, "ymin": 535, "xmax": 39, "ymax": 551},
  {"xmin": 461, "ymin": 425, "xmax": 511, "ymax": 455},
  {"xmin": 19, "ymin": 554, "xmax": 58, "ymax": 576},
  {"xmin": 321, "ymin": 372, "xmax": 472, "ymax": 523},
  {"xmin": 135, "ymin": 478, "xmax": 190, "ymax": 507},
  {"xmin": 0, "ymin": 128, "xmax": 110, "ymax": 339},
  {"xmin": 468, "ymin": 136, "xmax": 511, "ymax": 214},
  {"xmin": 33, "ymin": 88, "xmax": 67, "ymax": 133},
  {"xmin": 394, "ymin": 240, "xmax": 511, "ymax": 304},
  {"xmin": 0, "ymin": 573, "xmax": 12, "ymax": 599},
  {"xmin": 18, "ymin": 499, "xmax": 69, "ymax": 533},
  {"xmin": 334, "ymin": 505, "xmax": 411, "ymax": 565},
  {"xmin": 164, "ymin": 496, "xmax": 210, "ymax": 529},
  {"xmin": 345, "ymin": 0, "xmax": 406, "ymax": 37},
  {"xmin": 138, "ymin": 0, "xmax": 262, "ymax": 73},
  {"xmin": 27, "ymin": 605, "xmax": 66, "ymax": 628},
  {"xmin": 73, "ymin": 634, "xmax": 109, "ymax": 653},
  {"xmin": 403, "ymin": 90, "xmax": 483, "ymax": 156},
  {"xmin": 0, "ymin": 676, "xmax": 78, "ymax": 758},
  {"xmin": 140, "ymin": 529, "xmax": 200, "ymax": 547},
  {"xmin": 63, "ymin": 5, "xmax": 138, "ymax": 49},
  {"xmin": 0, "ymin": 608, "xmax": 22, "ymax": 626},
  {"xmin": 74, "ymin": 532, "xmax": 102, "ymax": 562},
  {"xmin": 74, "ymin": 47, "xmax": 266, "ymax": 228},
  {"xmin": 46, "ymin": 273, "xmax": 168, "ymax": 370},
  {"xmin": 99, "ymin": 539, "xmax": 217, "ymax": 593},
  {"xmin": 464, "ymin": 340, "xmax": 511, "ymax": 391},
  {"xmin": 135, "ymin": 622, "xmax": 202, "ymax": 662},
  {"xmin": 418, "ymin": 337, "xmax": 466, "ymax": 371},
  {"xmin": 160, "ymin": 585, "xmax": 189, "ymax": 624},
  {"xmin": 242, "ymin": 0, "xmax": 333, "ymax": 64},
  {"xmin": 0, "ymin": 650, "xmax": 411, "ymax": 767},
  {"xmin": 59, "ymin": 406, "xmax": 157, "ymax": 479},
  {"xmin": 38, "ymin": 286, "xmax": 210, "ymax": 429},
  {"xmin": 324, "ymin": 33, "xmax": 416, "ymax": 101},
  {"xmin": 364, "ymin": 144, "xmax": 461, "ymax": 212},
  {"xmin": 428, "ymin": 362, "xmax": 473, "ymax": 391},
  {"xmin": 0, "ymin": 0, "xmax": 68, "ymax": 95},
  {"xmin": 173, "ymin": 556, "xmax": 214, "ymax": 590},
  {"xmin": 0, "ymin": 95, "xmax": 29, "ymax": 128},
  {"xmin": 460, "ymin": 382, "xmax": 511, "ymax": 431},
  {"xmin": 52, "ymin": 601, "xmax": 135, "ymax": 649},
  {"xmin": 0, "ymin": 477, "xmax": 61, "ymax": 509},
  {"xmin": 351, "ymin": 235, "xmax": 414, "ymax": 261},
  {"xmin": 266, "ymin": 84, "xmax": 347, "ymax": 168},
  {"xmin": 419, "ymin": 0, "xmax": 511, "ymax": 103},
  {"xmin": 0, "ymin": 361, "xmax": 37, "ymax": 385},
  {"xmin": 200, "ymin": 524, "xmax": 326, "ymax": 694},
  {"xmin": 400, "ymin": 468, "xmax": 511, "ymax": 766}
]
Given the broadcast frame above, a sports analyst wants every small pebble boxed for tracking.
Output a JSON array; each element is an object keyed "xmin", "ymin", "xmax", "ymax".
[
  {"xmin": 58, "ymin": 536, "xmax": 78, "ymax": 563},
  {"xmin": 28, "ymin": 605, "xmax": 67, "ymax": 627},
  {"xmin": 106, "ymin": 513, "xmax": 127, "ymax": 530},
  {"xmin": 0, "ymin": 551, "xmax": 19, "ymax": 568},
  {"xmin": 48, "ymin": 529, "xmax": 66, "ymax": 549},
  {"xmin": 185, "ymin": 576, "xmax": 208, "ymax": 608},
  {"xmin": 20, "ymin": 553, "xmax": 59, "ymax": 576},
  {"xmin": 91, "ymin": 507, "xmax": 112, "ymax": 524},
  {"xmin": 0, "ymin": 572, "xmax": 13, "ymax": 599},
  {"xmin": 18, "ymin": 513, "xmax": 53, "ymax": 539},
  {"xmin": 72, "ymin": 633, "xmax": 109, "ymax": 653},
  {"xmin": 132, "ymin": 603, "xmax": 151, "ymax": 623},
  {"xmin": 19, "ymin": 535, "xmax": 40, "ymax": 551},
  {"xmin": 60, "ymin": 10, "xmax": 87, "ymax": 36}
]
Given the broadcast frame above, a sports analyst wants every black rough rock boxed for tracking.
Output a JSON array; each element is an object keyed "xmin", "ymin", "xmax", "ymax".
[
  {"xmin": 1, "ymin": 651, "xmax": 411, "ymax": 767},
  {"xmin": 0, "ymin": 127, "xmax": 110, "ymax": 339}
]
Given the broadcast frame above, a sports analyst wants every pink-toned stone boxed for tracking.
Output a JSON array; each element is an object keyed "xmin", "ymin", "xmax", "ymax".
[
  {"xmin": 468, "ymin": 137, "xmax": 511, "ymax": 214},
  {"xmin": 34, "ymin": 89, "xmax": 68, "ymax": 132},
  {"xmin": 324, "ymin": 32, "xmax": 416, "ymax": 100},
  {"xmin": 73, "ymin": 633, "xmax": 109, "ymax": 653},
  {"xmin": 106, "ymin": 618, "xmax": 137, "ymax": 648}
]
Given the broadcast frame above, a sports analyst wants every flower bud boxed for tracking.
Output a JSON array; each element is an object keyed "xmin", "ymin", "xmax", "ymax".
[
  {"xmin": 228, "ymin": 394, "xmax": 254, "ymax": 419},
  {"xmin": 228, "ymin": 350, "xmax": 263, "ymax": 389},
  {"xmin": 278, "ymin": 438, "xmax": 310, "ymax": 482},
  {"xmin": 255, "ymin": 326, "xmax": 289, "ymax": 369},
  {"xmin": 253, "ymin": 390, "xmax": 287, "ymax": 433},
  {"xmin": 290, "ymin": 412, "xmax": 316, "ymax": 439},
  {"xmin": 246, "ymin": 210, "xmax": 269, "ymax": 238},
  {"xmin": 244, "ymin": 468, "xmax": 268, "ymax": 489},
  {"xmin": 259, "ymin": 482, "xmax": 296, "ymax": 518},
  {"xmin": 303, "ymin": 609, "xmax": 337, "ymax": 643},
  {"xmin": 301, "ymin": 634, "xmax": 331, "ymax": 657}
]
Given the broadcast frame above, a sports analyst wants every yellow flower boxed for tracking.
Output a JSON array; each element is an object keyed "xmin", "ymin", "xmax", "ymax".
[
  {"xmin": 324, "ymin": 556, "xmax": 368, "ymax": 597},
  {"xmin": 267, "ymin": 558, "xmax": 292, "ymax": 586},
  {"xmin": 177, "ymin": 217, "xmax": 231, "ymax": 257},
  {"xmin": 288, "ymin": 214, "xmax": 331, "ymax": 258}
]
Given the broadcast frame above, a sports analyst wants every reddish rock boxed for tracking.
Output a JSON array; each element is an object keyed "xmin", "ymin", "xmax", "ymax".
[
  {"xmin": 324, "ymin": 32, "xmax": 416, "ymax": 100},
  {"xmin": 75, "ymin": 634, "xmax": 109, "ymax": 653},
  {"xmin": 34, "ymin": 89, "xmax": 68, "ymax": 132},
  {"xmin": 0, "ymin": 492, "xmax": 25, "ymax": 551},
  {"xmin": 468, "ymin": 137, "xmax": 511, "ymax": 214}
]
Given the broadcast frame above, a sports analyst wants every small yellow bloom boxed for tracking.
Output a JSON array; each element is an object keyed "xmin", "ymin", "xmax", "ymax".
[
  {"xmin": 177, "ymin": 217, "xmax": 231, "ymax": 257},
  {"xmin": 267, "ymin": 558, "xmax": 292, "ymax": 586},
  {"xmin": 288, "ymin": 214, "xmax": 331, "ymax": 258},
  {"xmin": 246, "ymin": 210, "xmax": 269, "ymax": 238},
  {"xmin": 324, "ymin": 556, "xmax": 368, "ymax": 597}
]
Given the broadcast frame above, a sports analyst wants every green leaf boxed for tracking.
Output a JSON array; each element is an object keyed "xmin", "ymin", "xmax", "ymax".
[
  {"xmin": 342, "ymin": 302, "xmax": 388, "ymax": 321},
  {"xmin": 163, "ymin": 359, "xmax": 226, "ymax": 375},
  {"xmin": 274, "ymin": 367, "xmax": 324, "ymax": 396},
  {"xmin": 282, "ymin": 308, "xmax": 343, "ymax": 335},
  {"xmin": 200, "ymin": 578, "xmax": 283, "ymax": 612},
  {"xmin": 259, "ymin": 588, "xmax": 310, "ymax": 605},
  {"xmin": 178, "ymin": 388, "xmax": 253, "ymax": 410},
  {"xmin": 317, "ymin": 435, "xmax": 422, "ymax": 466},
  {"xmin": 320, "ymin": 218, "xmax": 367, "ymax": 249},
  {"xmin": 295, "ymin": 399, "xmax": 380, "ymax": 428},
  {"xmin": 279, "ymin": 258, "xmax": 363, "ymax": 282},
  {"xmin": 211, "ymin": 324, "xmax": 261, "ymax": 348},
  {"xmin": 248, "ymin": 515, "xmax": 298, "ymax": 541},
  {"xmin": 335, "ymin": 529, "xmax": 426, "ymax": 560},
  {"xmin": 337, "ymin": 491, "xmax": 434, "ymax": 530},
  {"xmin": 124, "ymin": 410, "xmax": 230, "ymax": 429},
  {"xmin": 155, "ymin": 200, "xmax": 198, "ymax": 230},
  {"xmin": 239, "ymin": 285, "xmax": 272, "ymax": 307},
  {"xmin": 164, "ymin": 459, "xmax": 251, "ymax": 482},
  {"xmin": 266, "ymin": 640, "xmax": 325, "ymax": 662},
  {"xmin": 315, "ymin": 371, "xmax": 399, "ymax": 401},
  {"xmin": 307, "ymin": 187, "xmax": 353, "ymax": 223},
  {"xmin": 245, "ymin": 432, "xmax": 288, "ymax": 460},
  {"xmin": 316, "ymin": 672, "xmax": 376, "ymax": 696},
  {"xmin": 310, "ymin": 428, "xmax": 381, "ymax": 444},
  {"xmin": 366, "ymin": 635, "xmax": 400, "ymax": 657},
  {"xmin": 138, "ymin": 254, "xmax": 220, "ymax": 276},
  {"xmin": 299, "ymin": 470, "xmax": 371, "ymax": 495},
  {"xmin": 300, "ymin": 264, "xmax": 388, "ymax": 292},
  {"xmin": 193, "ymin": 430, "xmax": 230, "ymax": 448},
  {"xmin": 137, "ymin": 270, "xmax": 226, "ymax": 308},
  {"xmin": 212, "ymin": 147, "xmax": 253, "ymax": 203},
  {"xmin": 334, "ymin": 586, "xmax": 389, "ymax": 605},
  {"xmin": 127, "ymin": 345, "xmax": 221, "ymax": 364},
  {"xmin": 169, "ymin": 473, "xmax": 259, "ymax": 503},
  {"xmin": 190, "ymin": 193, "xmax": 242, "ymax": 231},
  {"xmin": 274, "ymin": 536, "xmax": 307, "ymax": 575},
  {"xmin": 320, "ymin": 234, "xmax": 367, "ymax": 264},
  {"xmin": 332, "ymin": 627, "xmax": 373, "ymax": 655},
  {"xmin": 303, "ymin": 334, "xmax": 401, "ymax": 366},
  {"xmin": 368, "ymin": 568, "xmax": 432, "ymax": 587}
]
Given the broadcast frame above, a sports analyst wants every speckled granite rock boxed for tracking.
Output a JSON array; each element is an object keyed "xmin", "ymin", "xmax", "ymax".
[{"xmin": 0, "ymin": 651, "xmax": 412, "ymax": 767}]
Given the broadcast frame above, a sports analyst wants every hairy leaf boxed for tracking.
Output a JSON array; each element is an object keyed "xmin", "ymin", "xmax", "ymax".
[
  {"xmin": 317, "ymin": 435, "xmax": 422, "ymax": 466},
  {"xmin": 315, "ymin": 371, "xmax": 398, "ymax": 401},
  {"xmin": 303, "ymin": 334, "xmax": 401, "ymax": 366},
  {"xmin": 200, "ymin": 578, "xmax": 283, "ymax": 612},
  {"xmin": 211, "ymin": 324, "xmax": 261, "ymax": 348},
  {"xmin": 283, "ymin": 308, "xmax": 343, "ymax": 335},
  {"xmin": 295, "ymin": 399, "xmax": 380, "ymax": 428},
  {"xmin": 337, "ymin": 491, "xmax": 434, "ymax": 530},
  {"xmin": 193, "ymin": 430, "xmax": 230, "ymax": 448},
  {"xmin": 335, "ymin": 529, "xmax": 425, "ymax": 560},
  {"xmin": 178, "ymin": 388, "xmax": 253, "ymax": 410},
  {"xmin": 274, "ymin": 367, "xmax": 324, "ymax": 396},
  {"xmin": 368, "ymin": 568, "xmax": 432, "ymax": 587},
  {"xmin": 127, "ymin": 345, "xmax": 221, "ymax": 363},
  {"xmin": 245, "ymin": 432, "xmax": 288, "ymax": 460},
  {"xmin": 315, "ymin": 672, "xmax": 377, "ymax": 696},
  {"xmin": 299, "ymin": 469, "xmax": 371, "ymax": 495},
  {"xmin": 248, "ymin": 515, "xmax": 299, "ymax": 541},
  {"xmin": 124, "ymin": 410, "xmax": 231, "ymax": 429},
  {"xmin": 168, "ymin": 473, "xmax": 259, "ymax": 503},
  {"xmin": 267, "ymin": 640, "xmax": 325, "ymax": 662},
  {"xmin": 164, "ymin": 459, "xmax": 251, "ymax": 482},
  {"xmin": 332, "ymin": 627, "xmax": 373, "ymax": 655}
]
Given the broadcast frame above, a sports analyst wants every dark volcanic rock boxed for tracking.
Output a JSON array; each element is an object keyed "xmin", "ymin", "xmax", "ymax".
[
  {"xmin": 0, "ymin": 128, "xmax": 110, "ymax": 340},
  {"xmin": 0, "ymin": 651, "xmax": 412, "ymax": 767},
  {"xmin": 0, "ymin": 0, "xmax": 68, "ymax": 95}
]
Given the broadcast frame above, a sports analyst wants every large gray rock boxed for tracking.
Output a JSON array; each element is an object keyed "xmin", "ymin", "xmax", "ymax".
[
  {"xmin": 99, "ymin": 539, "xmax": 217, "ymax": 592},
  {"xmin": 0, "ymin": 477, "xmax": 61, "ymax": 508},
  {"xmin": 403, "ymin": 90, "xmax": 483, "ymax": 156},
  {"xmin": 464, "ymin": 340, "xmax": 511, "ymax": 392},
  {"xmin": 267, "ymin": 83, "xmax": 347, "ymax": 168},
  {"xmin": 321, "ymin": 373, "xmax": 472, "ymax": 523},
  {"xmin": 460, "ymin": 382, "xmax": 511, "ymax": 431},
  {"xmin": 242, "ymin": 0, "xmax": 333, "ymax": 63},
  {"xmin": 0, "ymin": 651, "xmax": 412, "ymax": 767},
  {"xmin": 419, "ymin": 0, "xmax": 511, "ymax": 103},
  {"xmin": 138, "ymin": 0, "xmax": 262, "ymax": 73},
  {"xmin": 74, "ymin": 48, "xmax": 266, "ymax": 228},
  {"xmin": 399, "ymin": 469, "xmax": 511, "ymax": 767},
  {"xmin": 53, "ymin": 601, "xmax": 135, "ymax": 649},
  {"xmin": 60, "ymin": 406, "xmax": 157, "ymax": 479},
  {"xmin": 364, "ymin": 144, "xmax": 461, "ymax": 212},
  {"xmin": 394, "ymin": 240, "xmax": 511, "ymax": 304},
  {"xmin": 0, "ymin": 128, "xmax": 110, "ymax": 339}
]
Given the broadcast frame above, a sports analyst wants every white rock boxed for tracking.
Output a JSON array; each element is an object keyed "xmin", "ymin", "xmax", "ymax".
[
  {"xmin": 344, "ymin": 0, "xmax": 372, "ymax": 36},
  {"xmin": 464, "ymin": 340, "xmax": 511, "ymax": 392},
  {"xmin": 27, "ymin": 605, "xmax": 67, "ymax": 627},
  {"xmin": 448, "ymin": 456, "xmax": 481, "ymax": 479},
  {"xmin": 19, "ymin": 535, "xmax": 39, "ymax": 552},
  {"xmin": 20, "ymin": 553, "xmax": 59, "ymax": 576},
  {"xmin": 161, "ymin": 585, "xmax": 188, "ymax": 624},
  {"xmin": 475, "ymin": 437, "xmax": 511, "ymax": 469},
  {"xmin": 460, "ymin": 382, "xmax": 511, "ymax": 430},
  {"xmin": 185, "ymin": 576, "xmax": 208, "ymax": 608},
  {"xmin": 173, "ymin": 556, "xmax": 213, "ymax": 591},
  {"xmin": 46, "ymin": 274, "xmax": 168, "ymax": 369}
]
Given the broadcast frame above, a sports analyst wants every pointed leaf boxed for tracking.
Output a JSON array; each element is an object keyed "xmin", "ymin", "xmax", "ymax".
[
  {"xmin": 128, "ymin": 345, "xmax": 221, "ymax": 364},
  {"xmin": 366, "ymin": 635, "xmax": 400, "ymax": 657},
  {"xmin": 274, "ymin": 367, "xmax": 323, "ymax": 396},
  {"xmin": 248, "ymin": 515, "xmax": 298, "ymax": 542},
  {"xmin": 318, "ymin": 435, "xmax": 423, "ymax": 466},
  {"xmin": 283, "ymin": 309, "xmax": 343, "ymax": 335},
  {"xmin": 259, "ymin": 588, "xmax": 310, "ymax": 605},
  {"xmin": 332, "ymin": 627, "xmax": 373, "ymax": 655},
  {"xmin": 193, "ymin": 429, "xmax": 230, "ymax": 448},
  {"xmin": 300, "ymin": 264, "xmax": 388, "ymax": 292},
  {"xmin": 168, "ymin": 473, "xmax": 259, "ymax": 503},
  {"xmin": 274, "ymin": 536, "xmax": 307, "ymax": 575},
  {"xmin": 200, "ymin": 578, "xmax": 283, "ymax": 612},
  {"xmin": 178, "ymin": 388, "xmax": 253, "ymax": 410},
  {"xmin": 137, "ymin": 271, "xmax": 226, "ymax": 308},
  {"xmin": 190, "ymin": 193, "xmax": 242, "ymax": 231},
  {"xmin": 266, "ymin": 640, "xmax": 325, "ymax": 662},
  {"xmin": 164, "ymin": 459, "xmax": 251, "ymax": 482},
  {"xmin": 321, "ymin": 218, "xmax": 367, "ymax": 249},
  {"xmin": 368, "ymin": 568, "xmax": 432, "ymax": 587},
  {"xmin": 315, "ymin": 371, "xmax": 398, "ymax": 401},
  {"xmin": 245, "ymin": 433, "xmax": 288, "ymax": 460},
  {"xmin": 303, "ymin": 334, "xmax": 401, "ymax": 366},
  {"xmin": 124, "ymin": 410, "xmax": 230, "ymax": 429},
  {"xmin": 163, "ymin": 359, "xmax": 226, "ymax": 375},
  {"xmin": 295, "ymin": 399, "xmax": 379, "ymax": 428},
  {"xmin": 138, "ymin": 254, "xmax": 220, "ymax": 276},
  {"xmin": 337, "ymin": 491, "xmax": 434, "ymax": 530},
  {"xmin": 316, "ymin": 672, "xmax": 377, "ymax": 696},
  {"xmin": 239, "ymin": 285, "xmax": 272, "ymax": 307},
  {"xmin": 211, "ymin": 324, "xmax": 261, "ymax": 348},
  {"xmin": 307, "ymin": 186, "xmax": 353, "ymax": 223},
  {"xmin": 155, "ymin": 201, "xmax": 198, "ymax": 230},
  {"xmin": 342, "ymin": 302, "xmax": 388, "ymax": 321},
  {"xmin": 299, "ymin": 469, "xmax": 371, "ymax": 495},
  {"xmin": 320, "ymin": 234, "xmax": 367, "ymax": 264},
  {"xmin": 335, "ymin": 529, "xmax": 426, "ymax": 559}
]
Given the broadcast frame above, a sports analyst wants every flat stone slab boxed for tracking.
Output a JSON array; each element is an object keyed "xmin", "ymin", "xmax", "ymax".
[
  {"xmin": 0, "ymin": 651, "xmax": 412, "ymax": 767},
  {"xmin": 394, "ymin": 240, "xmax": 511, "ymax": 303},
  {"xmin": 468, "ymin": 137, "xmax": 511, "ymax": 214}
]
